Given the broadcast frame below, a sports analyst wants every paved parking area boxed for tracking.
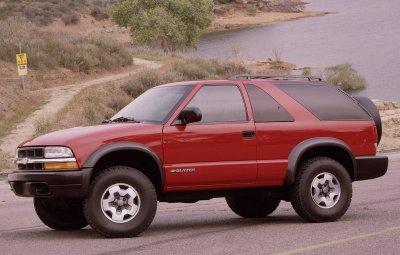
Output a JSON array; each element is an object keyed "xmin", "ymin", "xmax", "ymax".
[{"xmin": 0, "ymin": 152, "xmax": 399, "ymax": 255}]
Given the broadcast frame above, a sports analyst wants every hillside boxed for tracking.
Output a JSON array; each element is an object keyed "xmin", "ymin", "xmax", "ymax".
[{"xmin": 0, "ymin": 0, "xmax": 398, "ymax": 172}]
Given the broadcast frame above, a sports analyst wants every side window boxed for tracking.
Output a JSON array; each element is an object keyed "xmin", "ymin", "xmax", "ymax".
[
  {"xmin": 245, "ymin": 84, "xmax": 293, "ymax": 122},
  {"xmin": 186, "ymin": 85, "xmax": 247, "ymax": 123}
]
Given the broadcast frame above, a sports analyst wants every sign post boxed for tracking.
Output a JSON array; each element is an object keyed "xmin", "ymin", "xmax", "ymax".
[{"xmin": 16, "ymin": 43, "xmax": 27, "ymax": 90}]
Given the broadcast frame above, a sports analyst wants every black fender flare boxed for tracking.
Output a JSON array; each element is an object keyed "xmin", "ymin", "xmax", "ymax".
[
  {"xmin": 82, "ymin": 142, "xmax": 164, "ymax": 186},
  {"xmin": 284, "ymin": 138, "xmax": 356, "ymax": 185}
]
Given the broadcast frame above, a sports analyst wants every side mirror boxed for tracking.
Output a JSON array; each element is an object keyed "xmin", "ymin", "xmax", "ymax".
[{"xmin": 177, "ymin": 107, "xmax": 202, "ymax": 125}]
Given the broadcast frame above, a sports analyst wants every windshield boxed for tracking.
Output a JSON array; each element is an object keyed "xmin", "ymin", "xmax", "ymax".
[{"xmin": 111, "ymin": 85, "xmax": 193, "ymax": 123}]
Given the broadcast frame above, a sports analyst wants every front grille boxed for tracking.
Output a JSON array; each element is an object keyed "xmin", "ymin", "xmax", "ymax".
[
  {"xmin": 18, "ymin": 148, "xmax": 44, "ymax": 159},
  {"xmin": 18, "ymin": 163, "xmax": 44, "ymax": 170},
  {"xmin": 17, "ymin": 147, "xmax": 44, "ymax": 170}
]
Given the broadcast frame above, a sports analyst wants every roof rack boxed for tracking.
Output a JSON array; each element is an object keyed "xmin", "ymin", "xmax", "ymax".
[{"xmin": 229, "ymin": 74, "xmax": 322, "ymax": 81}]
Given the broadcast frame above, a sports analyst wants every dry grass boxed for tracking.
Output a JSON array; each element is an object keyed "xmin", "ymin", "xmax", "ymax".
[
  {"xmin": 0, "ymin": 87, "xmax": 46, "ymax": 139},
  {"xmin": 0, "ymin": 150, "xmax": 14, "ymax": 172},
  {"xmin": 0, "ymin": 18, "xmax": 132, "ymax": 73},
  {"xmin": 0, "ymin": 0, "xmax": 116, "ymax": 26},
  {"xmin": 34, "ymin": 80, "xmax": 131, "ymax": 136}
]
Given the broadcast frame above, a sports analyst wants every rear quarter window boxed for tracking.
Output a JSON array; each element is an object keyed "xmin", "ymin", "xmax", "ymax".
[
  {"xmin": 273, "ymin": 82, "xmax": 371, "ymax": 121},
  {"xmin": 245, "ymin": 84, "xmax": 293, "ymax": 122}
]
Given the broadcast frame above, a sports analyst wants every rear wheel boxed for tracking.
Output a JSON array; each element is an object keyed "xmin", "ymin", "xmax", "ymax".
[
  {"xmin": 226, "ymin": 196, "xmax": 280, "ymax": 218},
  {"xmin": 290, "ymin": 157, "xmax": 352, "ymax": 222},
  {"xmin": 34, "ymin": 198, "xmax": 88, "ymax": 230},
  {"xmin": 83, "ymin": 166, "xmax": 157, "ymax": 238}
]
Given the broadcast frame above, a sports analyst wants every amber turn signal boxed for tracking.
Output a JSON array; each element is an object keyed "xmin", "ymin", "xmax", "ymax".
[{"xmin": 44, "ymin": 162, "xmax": 79, "ymax": 171}]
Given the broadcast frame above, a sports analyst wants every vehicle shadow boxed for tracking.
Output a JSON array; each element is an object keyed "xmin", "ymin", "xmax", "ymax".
[
  {"xmin": 1, "ymin": 213, "xmax": 362, "ymax": 240},
  {"xmin": 148, "ymin": 214, "xmax": 304, "ymax": 234}
]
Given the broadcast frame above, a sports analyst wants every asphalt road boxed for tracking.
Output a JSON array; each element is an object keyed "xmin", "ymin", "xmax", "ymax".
[{"xmin": 1, "ymin": 152, "xmax": 399, "ymax": 255}]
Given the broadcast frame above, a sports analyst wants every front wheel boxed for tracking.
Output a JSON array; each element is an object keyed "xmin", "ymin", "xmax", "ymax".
[
  {"xmin": 83, "ymin": 166, "xmax": 157, "ymax": 238},
  {"xmin": 290, "ymin": 157, "xmax": 352, "ymax": 222},
  {"xmin": 34, "ymin": 198, "xmax": 88, "ymax": 230}
]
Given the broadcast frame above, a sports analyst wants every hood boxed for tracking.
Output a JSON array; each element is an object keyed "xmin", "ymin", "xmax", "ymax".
[
  {"xmin": 22, "ymin": 123, "xmax": 164, "ymax": 167},
  {"xmin": 23, "ymin": 123, "xmax": 163, "ymax": 148}
]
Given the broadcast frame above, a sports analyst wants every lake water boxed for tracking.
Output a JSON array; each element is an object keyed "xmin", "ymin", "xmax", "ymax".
[{"xmin": 192, "ymin": 0, "xmax": 400, "ymax": 101}]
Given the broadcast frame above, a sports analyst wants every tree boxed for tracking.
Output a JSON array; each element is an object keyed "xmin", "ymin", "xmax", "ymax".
[{"xmin": 109, "ymin": 0, "xmax": 214, "ymax": 52}]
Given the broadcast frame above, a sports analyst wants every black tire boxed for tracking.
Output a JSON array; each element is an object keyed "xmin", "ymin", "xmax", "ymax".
[
  {"xmin": 83, "ymin": 166, "xmax": 157, "ymax": 238},
  {"xmin": 290, "ymin": 157, "xmax": 352, "ymax": 222},
  {"xmin": 354, "ymin": 96, "xmax": 382, "ymax": 144},
  {"xmin": 34, "ymin": 198, "xmax": 88, "ymax": 230},
  {"xmin": 226, "ymin": 196, "xmax": 280, "ymax": 218}
]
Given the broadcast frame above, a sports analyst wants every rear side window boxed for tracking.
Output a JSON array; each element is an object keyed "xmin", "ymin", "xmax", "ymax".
[
  {"xmin": 274, "ymin": 82, "xmax": 371, "ymax": 120},
  {"xmin": 245, "ymin": 84, "xmax": 293, "ymax": 122},
  {"xmin": 186, "ymin": 85, "xmax": 247, "ymax": 123}
]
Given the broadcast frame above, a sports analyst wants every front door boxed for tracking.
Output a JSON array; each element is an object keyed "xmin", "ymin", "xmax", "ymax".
[{"xmin": 163, "ymin": 84, "xmax": 257, "ymax": 191}]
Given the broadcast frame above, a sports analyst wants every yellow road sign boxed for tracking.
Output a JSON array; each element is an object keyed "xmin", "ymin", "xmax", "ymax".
[{"xmin": 16, "ymin": 53, "xmax": 27, "ymax": 65}]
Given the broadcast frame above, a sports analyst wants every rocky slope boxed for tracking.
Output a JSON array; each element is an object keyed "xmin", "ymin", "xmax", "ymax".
[{"xmin": 374, "ymin": 100, "xmax": 400, "ymax": 151}]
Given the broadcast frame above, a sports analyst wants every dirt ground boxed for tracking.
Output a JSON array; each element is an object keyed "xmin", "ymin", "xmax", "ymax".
[
  {"xmin": 0, "ymin": 58, "xmax": 160, "ymax": 159},
  {"xmin": 374, "ymin": 100, "xmax": 400, "ymax": 151}
]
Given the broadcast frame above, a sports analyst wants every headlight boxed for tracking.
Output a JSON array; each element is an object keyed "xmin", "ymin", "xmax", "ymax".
[{"xmin": 44, "ymin": 147, "xmax": 74, "ymax": 158}]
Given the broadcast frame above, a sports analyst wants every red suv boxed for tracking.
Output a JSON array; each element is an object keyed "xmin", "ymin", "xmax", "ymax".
[{"xmin": 8, "ymin": 74, "xmax": 388, "ymax": 238}]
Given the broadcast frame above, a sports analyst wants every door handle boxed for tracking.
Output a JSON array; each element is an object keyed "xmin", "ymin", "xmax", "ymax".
[{"xmin": 242, "ymin": 130, "xmax": 255, "ymax": 138}]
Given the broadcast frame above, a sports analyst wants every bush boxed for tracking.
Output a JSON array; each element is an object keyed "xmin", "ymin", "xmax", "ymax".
[
  {"xmin": 122, "ymin": 69, "xmax": 164, "ymax": 98},
  {"xmin": 61, "ymin": 13, "xmax": 81, "ymax": 25},
  {"xmin": 21, "ymin": 0, "xmax": 86, "ymax": 26},
  {"xmin": 90, "ymin": 6, "xmax": 109, "ymax": 20},
  {"xmin": 23, "ymin": 3, "xmax": 56, "ymax": 26},
  {"xmin": 213, "ymin": 0, "xmax": 236, "ymax": 3},
  {"xmin": 246, "ymin": 4, "xmax": 257, "ymax": 16},
  {"xmin": 324, "ymin": 63, "xmax": 366, "ymax": 91},
  {"xmin": 302, "ymin": 67, "xmax": 312, "ymax": 76}
]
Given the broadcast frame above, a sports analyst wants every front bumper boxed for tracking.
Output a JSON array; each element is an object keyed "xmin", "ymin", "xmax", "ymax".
[
  {"xmin": 355, "ymin": 156, "xmax": 388, "ymax": 181},
  {"xmin": 8, "ymin": 168, "xmax": 93, "ymax": 198}
]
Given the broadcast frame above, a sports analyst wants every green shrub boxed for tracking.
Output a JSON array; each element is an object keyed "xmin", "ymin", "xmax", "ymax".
[
  {"xmin": 324, "ymin": 63, "xmax": 366, "ymax": 91},
  {"xmin": 302, "ymin": 67, "xmax": 312, "ymax": 76},
  {"xmin": 246, "ymin": 4, "xmax": 257, "ymax": 16}
]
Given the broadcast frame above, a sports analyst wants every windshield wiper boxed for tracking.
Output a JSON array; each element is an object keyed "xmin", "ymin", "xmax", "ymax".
[{"xmin": 102, "ymin": 116, "xmax": 140, "ymax": 123}]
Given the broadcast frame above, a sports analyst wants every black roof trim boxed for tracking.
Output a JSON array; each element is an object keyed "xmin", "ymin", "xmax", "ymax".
[{"xmin": 229, "ymin": 74, "xmax": 322, "ymax": 82}]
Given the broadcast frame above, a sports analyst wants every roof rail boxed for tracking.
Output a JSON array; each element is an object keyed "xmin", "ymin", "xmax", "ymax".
[{"xmin": 229, "ymin": 74, "xmax": 322, "ymax": 81}]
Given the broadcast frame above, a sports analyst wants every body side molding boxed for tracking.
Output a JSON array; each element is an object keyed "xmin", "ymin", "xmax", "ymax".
[{"xmin": 284, "ymin": 138, "xmax": 356, "ymax": 185}]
